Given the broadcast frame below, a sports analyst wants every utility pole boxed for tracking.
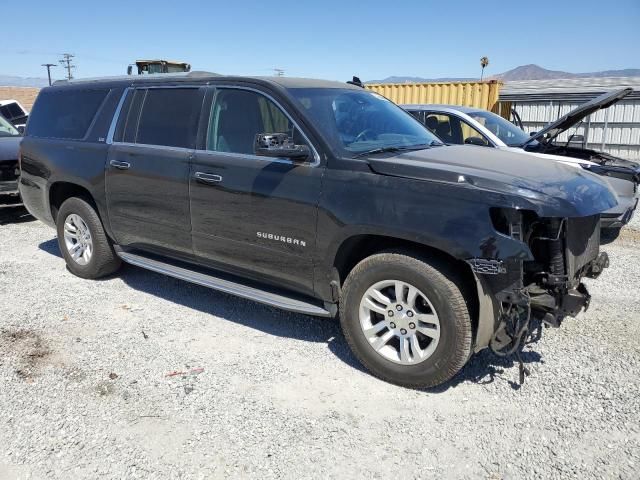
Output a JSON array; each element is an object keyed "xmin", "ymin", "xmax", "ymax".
[
  {"xmin": 41, "ymin": 63, "xmax": 56, "ymax": 86},
  {"xmin": 59, "ymin": 53, "xmax": 76, "ymax": 80}
]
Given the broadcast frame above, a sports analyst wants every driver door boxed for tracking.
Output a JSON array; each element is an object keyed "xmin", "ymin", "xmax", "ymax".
[{"xmin": 189, "ymin": 86, "xmax": 324, "ymax": 294}]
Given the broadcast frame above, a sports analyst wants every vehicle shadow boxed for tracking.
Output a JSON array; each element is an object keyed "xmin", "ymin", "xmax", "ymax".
[
  {"xmin": 38, "ymin": 236, "xmax": 545, "ymax": 391},
  {"xmin": 0, "ymin": 196, "xmax": 33, "ymax": 225}
]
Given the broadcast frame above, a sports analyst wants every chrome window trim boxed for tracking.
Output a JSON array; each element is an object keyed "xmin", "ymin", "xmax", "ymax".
[
  {"xmin": 109, "ymin": 141, "xmax": 193, "ymax": 154},
  {"xmin": 192, "ymin": 148, "xmax": 310, "ymax": 166},
  {"xmin": 202, "ymin": 85, "xmax": 321, "ymax": 167},
  {"xmin": 106, "ymin": 88, "xmax": 130, "ymax": 144}
]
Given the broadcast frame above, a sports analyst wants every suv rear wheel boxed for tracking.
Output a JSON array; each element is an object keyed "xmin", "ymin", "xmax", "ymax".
[
  {"xmin": 340, "ymin": 251, "xmax": 472, "ymax": 389},
  {"xmin": 56, "ymin": 197, "xmax": 121, "ymax": 279}
]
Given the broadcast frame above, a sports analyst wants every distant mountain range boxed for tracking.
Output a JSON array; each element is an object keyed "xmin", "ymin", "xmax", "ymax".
[
  {"xmin": 366, "ymin": 64, "xmax": 640, "ymax": 84},
  {"xmin": 0, "ymin": 75, "xmax": 50, "ymax": 87},
  {"xmin": 3, "ymin": 64, "xmax": 640, "ymax": 87}
]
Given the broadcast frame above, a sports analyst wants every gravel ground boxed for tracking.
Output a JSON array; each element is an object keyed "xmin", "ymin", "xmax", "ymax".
[{"xmin": 1, "ymin": 198, "xmax": 639, "ymax": 479}]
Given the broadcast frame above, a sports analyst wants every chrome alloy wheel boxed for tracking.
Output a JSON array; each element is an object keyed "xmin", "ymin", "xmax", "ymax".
[
  {"xmin": 63, "ymin": 214, "xmax": 93, "ymax": 266},
  {"xmin": 359, "ymin": 280, "xmax": 440, "ymax": 365}
]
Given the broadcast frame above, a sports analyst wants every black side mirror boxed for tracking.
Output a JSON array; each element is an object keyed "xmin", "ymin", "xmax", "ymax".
[
  {"xmin": 17, "ymin": 126, "xmax": 25, "ymax": 135},
  {"xmin": 529, "ymin": 131, "xmax": 537, "ymax": 136},
  {"xmin": 127, "ymin": 65, "xmax": 133, "ymax": 75},
  {"xmin": 464, "ymin": 136, "xmax": 488, "ymax": 147},
  {"xmin": 254, "ymin": 133, "xmax": 310, "ymax": 161}
]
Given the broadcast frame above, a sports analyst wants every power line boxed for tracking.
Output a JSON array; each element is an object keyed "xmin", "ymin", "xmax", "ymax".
[
  {"xmin": 41, "ymin": 63, "xmax": 56, "ymax": 86},
  {"xmin": 59, "ymin": 53, "xmax": 76, "ymax": 80}
]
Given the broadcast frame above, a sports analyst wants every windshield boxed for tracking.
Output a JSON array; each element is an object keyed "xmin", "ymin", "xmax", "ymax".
[
  {"xmin": 289, "ymin": 88, "xmax": 441, "ymax": 155},
  {"xmin": 467, "ymin": 110, "xmax": 531, "ymax": 147},
  {"xmin": 0, "ymin": 114, "xmax": 20, "ymax": 137}
]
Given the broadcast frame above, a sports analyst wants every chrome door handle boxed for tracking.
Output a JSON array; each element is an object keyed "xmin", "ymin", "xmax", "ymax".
[
  {"xmin": 109, "ymin": 160, "xmax": 131, "ymax": 170},
  {"xmin": 194, "ymin": 172, "xmax": 223, "ymax": 184}
]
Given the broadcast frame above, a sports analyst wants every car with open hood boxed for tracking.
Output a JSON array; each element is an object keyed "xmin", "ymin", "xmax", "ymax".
[
  {"xmin": 20, "ymin": 73, "xmax": 616, "ymax": 388},
  {"xmin": 403, "ymin": 89, "xmax": 639, "ymax": 237},
  {"xmin": 0, "ymin": 99, "xmax": 29, "ymax": 131}
]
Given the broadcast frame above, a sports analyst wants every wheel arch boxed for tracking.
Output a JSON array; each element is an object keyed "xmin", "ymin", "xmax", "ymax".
[
  {"xmin": 330, "ymin": 233, "xmax": 498, "ymax": 352},
  {"xmin": 48, "ymin": 181, "xmax": 98, "ymax": 223}
]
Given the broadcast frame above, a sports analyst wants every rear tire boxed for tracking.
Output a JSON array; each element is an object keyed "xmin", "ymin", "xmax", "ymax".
[
  {"xmin": 600, "ymin": 226, "xmax": 621, "ymax": 244},
  {"xmin": 56, "ymin": 197, "xmax": 121, "ymax": 279},
  {"xmin": 340, "ymin": 251, "xmax": 472, "ymax": 389}
]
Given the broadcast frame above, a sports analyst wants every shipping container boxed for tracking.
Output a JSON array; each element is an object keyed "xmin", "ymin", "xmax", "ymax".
[{"xmin": 366, "ymin": 80, "xmax": 502, "ymax": 111}]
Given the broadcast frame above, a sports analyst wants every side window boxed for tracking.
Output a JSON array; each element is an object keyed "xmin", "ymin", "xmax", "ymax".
[
  {"xmin": 459, "ymin": 120, "xmax": 489, "ymax": 146},
  {"xmin": 207, "ymin": 89, "xmax": 307, "ymax": 155},
  {"xmin": 27, "ymin": 89, "xmax": 109, "ymax": 139},
  {"xmin": 423, "ymin": 113, "xmax": 462, "ymax": 144},
  {"xmin": 408, "ymin": 110, "xmax": 424, "ymax": 123},
  {"xmin": 135, "ymin": 88, "xmax": 203, "ymax": 148}
]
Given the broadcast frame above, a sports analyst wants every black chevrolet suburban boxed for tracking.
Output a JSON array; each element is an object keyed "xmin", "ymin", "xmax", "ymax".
[{"xmin": 20, "ymin": 73, "xmax": 616, "ymax": 388}]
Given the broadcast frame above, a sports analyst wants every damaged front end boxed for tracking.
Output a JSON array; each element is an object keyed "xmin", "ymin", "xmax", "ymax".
[{"xmin": 469, "ymin": 208, "xmax": 609, "ymax": 383}]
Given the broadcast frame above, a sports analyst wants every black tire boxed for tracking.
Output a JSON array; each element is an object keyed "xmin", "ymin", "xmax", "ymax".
[
  {"xmin": 600, "ymin": 226, "xmax": 621, "ymax": 244},
  {"xmin": 56, "ymin": 197, "xmax": 121, "ymax": 279},
  {"xmin": 340, "ymin": 251, "xmax": 472, "ymax": 389}
]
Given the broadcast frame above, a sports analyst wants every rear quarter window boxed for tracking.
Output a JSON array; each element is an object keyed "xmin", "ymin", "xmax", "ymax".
[{"xmin": 27, "ymin": 89, "xmax": 109, "ymax": 140}]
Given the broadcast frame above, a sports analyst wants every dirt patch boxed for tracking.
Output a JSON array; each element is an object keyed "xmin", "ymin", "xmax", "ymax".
[{"xmin": 0, "ymin": 328, "xmax": 53, "ymax": 380}]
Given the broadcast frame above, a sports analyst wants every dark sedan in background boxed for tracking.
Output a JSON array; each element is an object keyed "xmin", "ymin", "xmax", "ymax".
[{"xmin": 0, "ymin": 113, "xmax": 21, "ymax": 197}]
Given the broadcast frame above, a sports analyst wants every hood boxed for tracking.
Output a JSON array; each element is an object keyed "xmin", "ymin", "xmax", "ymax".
[
  {"xmin": 523, "ymin": 88, "xmax": 633, "ymax": 146},
  {"xmin": 367, "ymin": 145, "xmax": 618, "ymax": 217},
  {"xmin": 0, "ymin": 135, "xmax": 21, "ymax": 162}
]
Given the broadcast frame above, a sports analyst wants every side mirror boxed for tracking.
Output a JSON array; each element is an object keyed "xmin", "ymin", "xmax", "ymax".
[
  {"xmin": 254, "ymin": 133, "xmax": 310, "ymax": 161},
  {"xmin": 127, "ymin": 65, "xmax": 133, "ymax": 75},
  {"xmin": 17, "ymin": 126, "xmax": 25, "ymax": 135},
  {"xmin": 464, "ymin": 136, "xmax": 488, "ymax": 147},
  {"xmin": 529, "ymin": 131, "xmax": 537, "ymax": 136}
]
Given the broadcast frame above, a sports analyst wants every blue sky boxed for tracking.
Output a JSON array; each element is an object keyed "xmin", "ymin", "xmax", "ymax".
[{"xmin": 2, "ymin": 0, "xmax": 639, "ymax": 82}]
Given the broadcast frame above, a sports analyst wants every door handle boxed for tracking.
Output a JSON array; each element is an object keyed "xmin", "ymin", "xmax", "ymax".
[
  {"xmin": 109, "ymin": 160, "xmax": 131, "ymax": 170},
  {"xmin": 194, "ymin": 172, "xmax": 223, "ymax": 184}
]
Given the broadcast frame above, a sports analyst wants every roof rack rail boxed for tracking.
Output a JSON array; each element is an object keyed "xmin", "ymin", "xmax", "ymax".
[{"xmin": 187, "ymin": 71, "xmax": 222, "ymax": 77}]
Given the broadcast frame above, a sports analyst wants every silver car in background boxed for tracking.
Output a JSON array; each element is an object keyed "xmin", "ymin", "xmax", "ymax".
[{"xmin": 403, "ymin": 92, "xmax": 640, "ymax": 238}]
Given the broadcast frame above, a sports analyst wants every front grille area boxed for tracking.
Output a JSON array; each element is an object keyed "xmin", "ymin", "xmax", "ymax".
[
  {"xmin": 565, "ymin": 215, "xmax": 600, "ymax": 279},
  {"xmin": 0, "ymin": 160, "xmax": 19, "ymax": 182}
]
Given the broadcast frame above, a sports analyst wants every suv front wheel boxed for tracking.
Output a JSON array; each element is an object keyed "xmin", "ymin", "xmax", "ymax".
[
  {"xmin": 340, "ymin": 251, "xmax": 472, "ymax": 389},
  {"xmin": 56, "ymin": 197, "xmax": 121, "ymax": 279}
]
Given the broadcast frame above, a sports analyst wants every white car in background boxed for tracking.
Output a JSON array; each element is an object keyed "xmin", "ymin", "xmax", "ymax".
[
  {"xmin": 403, "ymin": 89, "xmax": 640, "ymax": 238},
  {"xmin": 0, "ymin": 99, "xmax": 29, "ymax": 131}
]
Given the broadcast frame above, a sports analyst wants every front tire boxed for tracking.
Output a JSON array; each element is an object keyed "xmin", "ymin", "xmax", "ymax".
[
  {"xmin": 340, "ymin": 251, "xmax": 472, "ymax": 389},
  {"xmin": 56, "ymin": 197, "xmax": 121, "ymax": 279}
]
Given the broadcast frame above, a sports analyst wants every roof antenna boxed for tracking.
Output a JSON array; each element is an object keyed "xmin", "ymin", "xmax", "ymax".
[{"xmin": 347, "ymin": 76, "xmax": 364, "ymax": 88}]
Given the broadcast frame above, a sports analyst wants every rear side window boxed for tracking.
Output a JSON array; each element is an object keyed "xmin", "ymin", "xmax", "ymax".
[
  {"xmin": 27, "ymin": 89, "xmax": 109, "ymax": 139},
  {"xmin": 135, "ymin": 88, "xmax": 203, "ymax": 148}
]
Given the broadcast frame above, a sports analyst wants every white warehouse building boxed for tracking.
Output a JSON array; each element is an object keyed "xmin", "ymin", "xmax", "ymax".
[{"xmin": 497, "ymin": 77, "xmax": 640, "ymax": 161}]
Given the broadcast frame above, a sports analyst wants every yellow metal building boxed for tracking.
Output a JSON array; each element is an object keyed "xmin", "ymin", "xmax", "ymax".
[{"xmin": 365, "ymin": 80, "xmax": 502, "ymax": 112}]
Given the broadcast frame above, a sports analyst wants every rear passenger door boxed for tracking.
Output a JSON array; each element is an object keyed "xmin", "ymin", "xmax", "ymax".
[
  {"xmin": 106, "ymin": 87, "xmax": 204, "ymax": 254},
  {"xmin": 189, "ymin": 86, "xmax": 323, "ymax": 295}
]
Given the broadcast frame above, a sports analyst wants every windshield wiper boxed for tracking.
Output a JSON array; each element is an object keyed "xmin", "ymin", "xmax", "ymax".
[{"xmin": 353, "ymin": 143, "xmax": 432, "ymax": 158}]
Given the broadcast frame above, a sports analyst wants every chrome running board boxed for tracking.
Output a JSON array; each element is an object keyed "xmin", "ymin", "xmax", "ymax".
[{"xmin": 115, "ymin": 249, "xmax": 332, "ymax": 317}]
